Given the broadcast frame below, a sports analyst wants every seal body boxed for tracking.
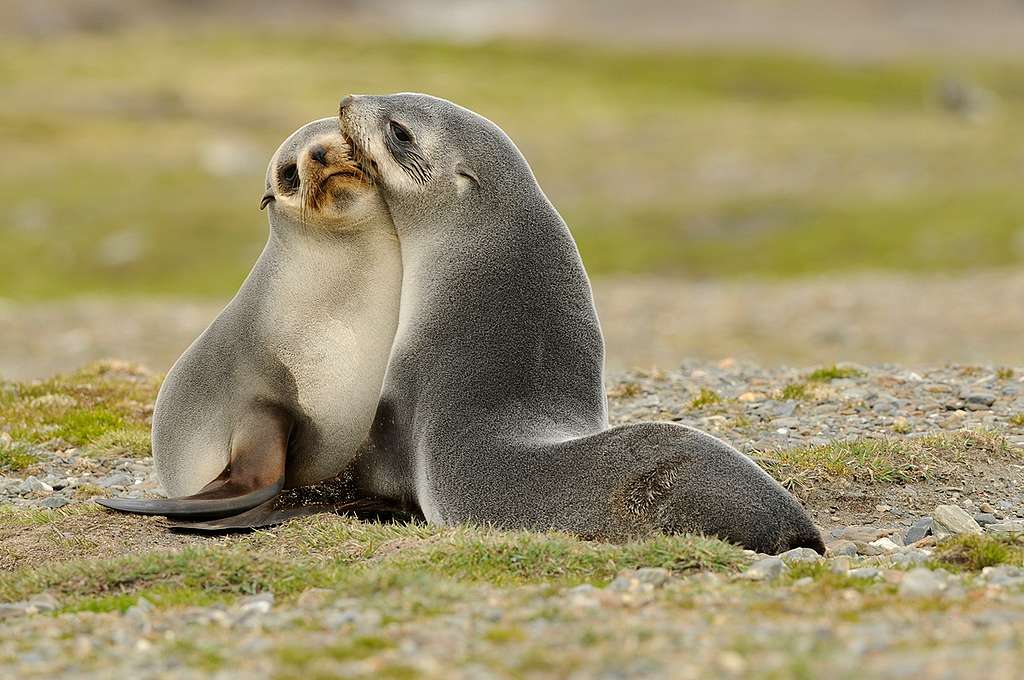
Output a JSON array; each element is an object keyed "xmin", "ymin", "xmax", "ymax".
[
  {"xmin": 101, "ymin": 118, "xmax": 401, "ymax": 519},
  {"xmin": 341, "ymin": 94, "xmax": 823, "ymax": 553}
]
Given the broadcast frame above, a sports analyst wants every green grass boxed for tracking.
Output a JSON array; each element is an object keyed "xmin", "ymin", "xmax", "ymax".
[
  {"xmin": 934, "ymin": 534, "xmax": 1024, "ymax": 571},
  {"xmin": 0, "ymin": 439, "xmax": 37, "ymax": 473},
  {"xmin": 0, "ymin": 516, "xmax": 746, "ymax": 610},
  {"xmin": 779, "ymin": 383, "xmax": 810, "ymax": 400},
  {"xmin": 1010, "ymin": 414, "xmax": 1024, "ymax": 427},
  {"xmin": 690, "ymin": 388, "xmax": 723, "ymax": 409},
  {"xmin": 0, "ymin": 361, "xmax": 158, "ymax": 451},
  {"xmin": 806, "ymin": 365, "xmax": 866, "ymax": 382},
  {"xmin": 2, "ymin": 29, "xmax": 1024, "ymax": 299},
  {"xmin": 758, "ymin": 430, "xmax": 1012, "ymax": 485}
]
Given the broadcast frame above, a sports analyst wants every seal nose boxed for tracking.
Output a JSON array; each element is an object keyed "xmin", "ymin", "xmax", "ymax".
[
  {"xmin": 339, "ymin": 95, "xmax": 355, "ymax": 115},
  {"xmin": 309, "ymin": 145, "xmax": 329, "ymax": 166}
]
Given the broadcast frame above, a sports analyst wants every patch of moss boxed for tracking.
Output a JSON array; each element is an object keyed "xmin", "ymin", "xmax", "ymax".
[
  {"xmin": 87, "ymin": 428, "xmax": 152, "ymax": 458},
  {"xmin": 779, "ymin": 383, "xmax": 809, "ymax": 401},
  {"xmin": 0, "ymin": 439, "xmax": 37, "ymax": 473},
  {"xmin": 690, "ymin": 388, "xmax": 723, "ymax": 409},
  {"xmin": 934, "ymin": 534, "xmax": 1024, "ymax": 572},
  {"xmin": 0, "ymin": 361, "xmax": 158, "ymax": 449},
  {"xmin": 1010, "ymin": 414, "xmax": 1024, "ymax": 427},
  {"xmin": 608, "ymin": 382, "xmax": 642, "ymax": 399},
  {"xmin": 806, "ymin": 365, "xmax": 866, "ymax": 382},
  {"xmin": 996, "ymin": 367, "xmax": 1016, "ymax": 380},
  {"xmin": 757, "ymin": 430, "xmax": 1011, "ymax": 485}
]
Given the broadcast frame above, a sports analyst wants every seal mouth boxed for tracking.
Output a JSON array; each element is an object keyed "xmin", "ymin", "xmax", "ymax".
[{"xmin": 339, "ymin": 128, "xmax": 379, "ymax": 183}]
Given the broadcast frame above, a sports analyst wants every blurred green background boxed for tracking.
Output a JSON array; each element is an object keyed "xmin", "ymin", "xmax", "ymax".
[{"xmin": 3, "ymin": 0, "xmax": 1023, "ymax": 300}]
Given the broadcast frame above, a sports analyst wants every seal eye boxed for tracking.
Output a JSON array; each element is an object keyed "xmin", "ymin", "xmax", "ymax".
[
  {"xmin": 278, "ymin": 163, "xmax": 299, "ymax": 193},
  {"xmin": 389, "ymin": 120, "xmax": 413, "ymax": 144}
]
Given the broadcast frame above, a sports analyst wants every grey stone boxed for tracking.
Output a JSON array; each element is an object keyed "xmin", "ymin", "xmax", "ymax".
[
  {"xmin": 932, "ymin": 505, "xmax": 983, "ymax": 537},
  {"xmin": 962, "ymin": 391, "xmax": 996, "ymax": 409},
  {"xmin": 849, "ymin": 568, "xmax": 883, "ymax": 580},
  {"xmin": 891, "ymin": 549, "xmax": 930, "ymax": 568},
  {"xmin": 40, "ymin": 496, "xmax": 70, "ymax": 509},
  {"xmin": 829, "ymin": 556, "xmax": 852, "ymax": 574},
  {"xmin": 973, "ymin": 513, "xmax": 999, "ymax": 527},
  {"xmin": 982, "ymin": 566, "xmax": 1024, "ymax": 587},
  {"xmin": 26, "ymin": 593, "xmax": 58, "ymax": 612},
  {"xmin": 899, "ymin": 568, "xmax": 947, "ymax": 597},
  {"xmin": 742, "ymin": 557, "xmax": 786, "ymax": 581},
  {"xmin": 779, "ymin": 547, "xmax": 823, "ymax": 565},
  {"xmin": 97, "ymin": 473, "xmax": 133, "ymax": 488},
  {"xmin": 837, "ymin": 526, "xmax": 888, "ymax": 543},
  {"xmin": 634, "ymin": 567, "xmax": 671, "ymax": 587},
  {"xmin": 827, "ymin": 540, "xmax": 858, "ymax": 557},
  {"xmin": 904, "ymin": 517, "xmax": 933, "ymax": 544},
  {"xmin": 987, "ymin": 520, "xmax": 1024, "ymax": 535},
  {"xmin": 17, "ymin": 476, "xmax": 52, "ymax": 494}
]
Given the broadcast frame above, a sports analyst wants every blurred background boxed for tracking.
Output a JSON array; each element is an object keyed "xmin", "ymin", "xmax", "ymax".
[{"xmin": 1, "ymin": 0, "xmax": 1022, "ymax": 379}]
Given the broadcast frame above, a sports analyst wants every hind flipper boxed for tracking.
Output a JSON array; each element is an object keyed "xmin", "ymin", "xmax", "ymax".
[{"xmin": 97, "ymin": 405, "xmax": 290, "ymax": 520}]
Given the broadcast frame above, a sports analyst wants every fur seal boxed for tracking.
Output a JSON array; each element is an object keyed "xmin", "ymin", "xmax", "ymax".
[
  {"xmin": 340, "ymin": 93, "xmax": 824, "ymax": 554},
  {"xmin": 99, "ymin": 118, "xmax": 402, "ymax": 520}
]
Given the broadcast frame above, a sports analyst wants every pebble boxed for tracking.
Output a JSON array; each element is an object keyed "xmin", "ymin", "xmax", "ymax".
[
  {"xmin": 836, "ymin": 526, "xmax": 888, "ymax": 543},
  {"xmin": 742, "ymin": 557, "xmax": 786, "ymax": 581},
  {"xmin": 778, "ymin": 547, "xmax": 823, "ymax": 565},
  {"xmin": 826, "ymin": 540, "xmax": 858, "ymax": 557},
  {"xmin": 904, "ymin": 517, "xmax": 933, "ymax": 544},
  {"xmin": 973, "ymin": 513, "xmax": 999, "ymax": 527},
  {"xmin": 981, "ymin": 566, "xmax": 1024, "ymax": 587},
  {"xmin": 18, "ymin": 476, "xmax": 53, "ymax": 494},
  {"xmin": 899, "ymin": 568, "xmax": 948, "ymax": 597},
  {"xmin": 849, "ymin": 568, "xmax": 883, "ymax": 581},
  {"xmin": 41, "ymin": 496, "xmax": 70, "ymax": 509},
  {"xmin": 986, "ymin": 520, "xmax": 1024, "ymax": 535},
  {"xmin": 869, "ymin": 537, "xmax": 900, "ymax": 552},
  {"xmin": 932, "ymin": 505, "xmax": 983, "ymax": 537},
  {"xmin": 97, "ymin": 473, "xmax": 134, "ymax": 488}
]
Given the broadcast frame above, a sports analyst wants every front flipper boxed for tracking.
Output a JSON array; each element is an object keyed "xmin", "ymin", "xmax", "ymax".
[{"xmin": 97, "ymin": 405, "xmax": 290, "ymax": 520}]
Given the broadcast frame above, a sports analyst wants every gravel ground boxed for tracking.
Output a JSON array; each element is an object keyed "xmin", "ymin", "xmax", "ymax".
[
  {"xmin": 2, "ymin": 359, "xmax": 1024, "ymax": 678},
  {"xmin": 3, "ymin": 271, "xmax": 1023, "ymax": 380}
]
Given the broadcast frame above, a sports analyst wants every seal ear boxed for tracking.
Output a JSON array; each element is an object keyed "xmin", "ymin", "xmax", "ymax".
[
  {"xmin": 259, "ymin": 189, "xmax": 275, "ymax": 210},
  {"xmin": 454, "ymin": 161, "xmax": 480, "ymax": 193}
]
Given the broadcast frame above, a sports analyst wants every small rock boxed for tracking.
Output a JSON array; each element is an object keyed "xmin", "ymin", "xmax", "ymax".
[
  {"xmin": 634, "ymin": 567, "xmax": 671, "ymax": 588},
  {"xmin": 826, "ymin": 540, "xmax": 858, "ymax": 557},
  {"xmin": 778, "ymin": 547, "xmax": 823, "ymax": 565},
  {"xmin": 899, "ymin": 568, "xmax": 947, "ymax": 597},
  {"xmin": 738, "ymin": 392, "xmax": 766, "ymax": 403},
  {"xmin": 973, "ymin": 513, "xmax": 998, "ymax": 527},
  {"xmin": 849, "ymin": 568, "xmax": 883, "ymax": 581},
  {"xmin": 932, "ymin": 505, "xmax": 983, "ymax": 537},
  {"xmin": 837, "ymin": 526, "xmax": 887, "ymax": 543},
  {"xmin": 18, "ymin": 476, "xmax": 53, "ymax": 494},
  {"xmin": 891, "ymin": 549, "xmax": 930, "ymax": 568},
  {"xmin": 742, "ymin": 557, "xmax": 786, "ymax": 581},
  {"xmin": 904, "ymin": 517, "xmax": 933, "ymax": 544},
  {"xmin": 26, "ymin": 593, "xmax": 59, "ymax": 613},
  {"xmin": 854, "ymin": 542, "xmax": 885, "ymax": 557},
  {"xmin": 0, "ymin": 603, "xmax": 29, "ymax": 620},
  {"xmin": 962, "ymin": 391, "xmax": 996, "ymax": 410},
  {"xmin": 987, "ymin": 520, "xmax": 1024, "ymax": 535},
  {"xmin": 982, "ymin": 565, "xmax": 1024, "ymax": 587},
  {"xmin": 97, "ymin": 473, "xmax": 133, "ymax": 488},
  {"xmin": 41, "ymin": 496, "xmax": 70, "ymax": 509},
  {"xmin": 869, "ymin": 537, "xmax": 901, "ymax": 552}
]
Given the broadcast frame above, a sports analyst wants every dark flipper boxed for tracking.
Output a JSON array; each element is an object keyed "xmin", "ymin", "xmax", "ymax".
[
  {"xmin": 165, "ymin": 476, "xmax": 423, "ymax": 533},
  {"xmin": 97, "ymin": 405, "xmax": 290, "ymax": 520}
]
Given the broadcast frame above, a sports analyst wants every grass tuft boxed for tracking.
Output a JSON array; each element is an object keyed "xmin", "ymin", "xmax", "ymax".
[
  {"xmin": 0, "ymin": 439, "xmax": 37, "ymax": 473},
  {"xmin": 934, "ymin": 534, "xmax": 1024, "ymax": 571},
  {"xmin": 806, "ymin": 365, "xmax": 866, "ymax": 382},
  {"xmin": 757, "ymin": 430, "xmax": 1012, "ymax": 486},
  {"xmin": 1010, "ymin": 414, "xmax": 1024, "ymax": 427},
  {"xmin": 779, "ymin": 383, "xmax": 809, "ymax": 401},
  {"xmin": 690, "ymin": 388, "xmax": 723, "ymax": 409}
]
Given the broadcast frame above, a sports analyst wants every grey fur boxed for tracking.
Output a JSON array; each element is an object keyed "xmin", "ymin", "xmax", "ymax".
[
  {"xmin": 341, "ymin": 94, "xmax": 824, "ymax": 554},
  {"xmin": 153, "ymin": 118, "xmax": 402, "ymax": 497}
]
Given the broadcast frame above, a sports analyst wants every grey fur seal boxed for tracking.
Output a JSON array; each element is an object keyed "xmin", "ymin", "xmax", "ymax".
[
  {"xmin": 340, "ymin": 93, "xmax": 824, "ymax": 554},
  {"xmin": 99, "ymin": 118, "xmax": 402, "ymax": 520}
]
